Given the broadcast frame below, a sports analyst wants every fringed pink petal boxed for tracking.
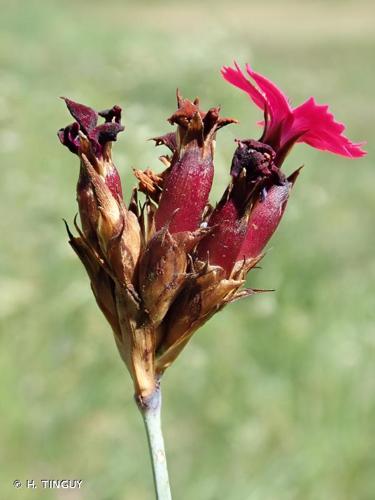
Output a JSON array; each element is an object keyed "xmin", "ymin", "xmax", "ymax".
[
  {"xmin": 245, "ymin": 64, "xmax": 291, "ymax": 122},
  {"xmin": 290, "ymin": 98, "xmax": 366, "ymax": 158},
  {"xmin": 221, "ymin": 62, "xmax": 265, "ymax": 110}
]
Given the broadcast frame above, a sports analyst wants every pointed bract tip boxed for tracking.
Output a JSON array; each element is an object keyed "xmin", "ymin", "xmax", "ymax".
[
  {"xmin": 62, "ymin": 218, "xmax": 75, "ymax": 240},
  {"xmin": 287, "ymin": 166, "xmax": 303, "ymax": 185},
  {"xmin": 176, "ymin": 88, "xmax": 183, "ymax": 108}
]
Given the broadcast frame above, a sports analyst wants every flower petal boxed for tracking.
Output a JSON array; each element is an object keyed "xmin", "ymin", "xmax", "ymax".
[
  {"xmin": 290, "ymin": 97, "xmax": 366, "ymax": 158},
  {"xmin": 221, "ymin": 62, "xmax": 265, "ymax": 110},
  {"xmin": 62, "ymin": 98, "xmax": 98, "ymax": 133},
  {"xmin": 245, "ymin": 64, "xmax": 292, "ymax": 122},
  {"xmin": 91, "ymin": 122, "xmax": 125, "ymax": 145}
]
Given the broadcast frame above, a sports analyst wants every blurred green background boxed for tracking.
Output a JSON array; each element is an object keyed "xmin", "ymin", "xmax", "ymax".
[{"xmin": 1, "ymin": 0, "xmax": 374, "ymax": 499}]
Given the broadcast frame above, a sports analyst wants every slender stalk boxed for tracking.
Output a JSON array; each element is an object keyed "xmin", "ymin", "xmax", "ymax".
[{"xmin": 136, "ymin": 384, "xmax": 172, "ymax": 500}]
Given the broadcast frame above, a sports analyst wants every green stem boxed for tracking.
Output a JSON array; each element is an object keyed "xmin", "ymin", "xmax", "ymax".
[{"xmin": 136, "ymin": 384, "xmax": 172, "ymax": 500}]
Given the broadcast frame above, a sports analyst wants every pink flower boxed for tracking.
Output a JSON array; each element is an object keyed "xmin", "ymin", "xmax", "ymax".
[
  {"xmin": 222, "ymin": 62, "xmax": 366, "ymax": 165},
  {"xmin": 197, "ymin": 63, "xmax": 366, "ymax": 274}
]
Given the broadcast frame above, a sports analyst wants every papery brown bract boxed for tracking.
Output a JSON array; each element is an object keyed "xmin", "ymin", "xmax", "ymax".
[
  {"xmin": 156, "ymin": 264, "xmax": 244, "ymax": 372},
  {"xmin": 138, "ymin": 227, "xmax": 206, "ymax": 327}
]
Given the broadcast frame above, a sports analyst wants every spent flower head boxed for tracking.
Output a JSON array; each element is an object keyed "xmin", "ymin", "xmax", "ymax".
[{"xmin": 58, "ymin": 64, "xmax": 365, "ymax": 402}]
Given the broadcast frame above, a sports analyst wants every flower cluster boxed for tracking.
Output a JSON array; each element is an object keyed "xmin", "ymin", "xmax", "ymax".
[{"xmin": 58, "ymin": 63, "xmax": 365, "ymax": 402}]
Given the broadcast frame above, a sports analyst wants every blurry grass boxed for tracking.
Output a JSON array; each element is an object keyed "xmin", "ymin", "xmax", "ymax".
[{"xmin": 0, "ymin": 0, "xmax": 374, "ymax": 499}]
